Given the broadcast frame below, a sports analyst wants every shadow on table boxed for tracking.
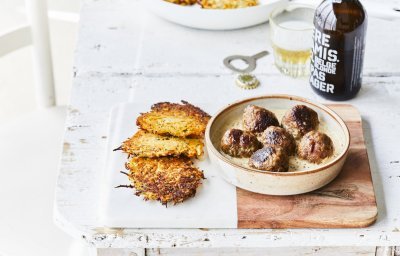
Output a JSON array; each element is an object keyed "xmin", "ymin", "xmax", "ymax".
[{"xmin": 362, "ymin": 119, "xmax": 386, "ymax": 224}]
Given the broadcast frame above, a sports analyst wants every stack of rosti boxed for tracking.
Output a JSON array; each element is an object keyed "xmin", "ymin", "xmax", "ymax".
[{"xmin": 115, "ymin": 101, "xmax": 211, "ymax": 205}]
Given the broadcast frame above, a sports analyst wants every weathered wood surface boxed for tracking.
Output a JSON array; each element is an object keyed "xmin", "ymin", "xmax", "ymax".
[
  {"xmin": 147, "ymin": 247, "xmax": 377, "ymax": 256},
  {"xmin": 237, "ymin": 105, "xmax": 378, "ymax": 229},
  {"xmin": 96, "ymin": 246, "xmax": 394, "ymax": 255},
  {"xmin": 55, "ymin": 0, "xmax": 400, "ymax": 249}
]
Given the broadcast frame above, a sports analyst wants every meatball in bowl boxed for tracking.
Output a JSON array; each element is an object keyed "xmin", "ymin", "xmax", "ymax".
[
  {"xmin": 282, "ymin": 105, "xmax": 319, "ymax": 139},
  {"xmin": 298, "ymin": 131, "xmax": 334, "ymax": 164},
  {"xmin": 259, "ymin": 126, "xmax": 296, "ymax": 156},
  {"xmin": 220, "ymin": 128, "xmax": 262, "ymax": 158},
  {"xmin": 243, "ymin": 105, "xmax": 279, "ymax": 134},
  {"xmin": 249, "ymin": 145, "xmax": 289, "ymax": 172},
  {"xmin": 205, "ymin": 94, "xmax": 350, "ymax": 195}
]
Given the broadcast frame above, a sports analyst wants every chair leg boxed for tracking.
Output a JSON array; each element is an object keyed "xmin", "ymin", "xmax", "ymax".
[
  {"xmin": 25, "ymin": 0, "xmax": 56, "ymax": 108},
  {"xmin": 375, "ymin": 246, "xmax": 394, "ymax": 256},
  {"xmin": 395, "ymin": 246, "xmax": 400, "ymax": 256}
]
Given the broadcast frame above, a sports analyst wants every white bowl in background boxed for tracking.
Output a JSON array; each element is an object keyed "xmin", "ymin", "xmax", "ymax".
[{"xmin": 143, "ymin": 0, "xmax": 289, "ymax": 30}]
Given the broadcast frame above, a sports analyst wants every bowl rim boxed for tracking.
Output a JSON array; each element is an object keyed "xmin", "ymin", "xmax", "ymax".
[
  {"xmin": 205, "ymin": 94, "xmax": 351, "ymax": 176},
  {"xmin": 150, "ymin": 0, "xmax": 285, "ymax": 12}
]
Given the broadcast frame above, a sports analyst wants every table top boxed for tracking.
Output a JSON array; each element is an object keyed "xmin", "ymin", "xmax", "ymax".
[{"xmin": 55, "ymin": 0, "xmax": 400, "ymax": 248}]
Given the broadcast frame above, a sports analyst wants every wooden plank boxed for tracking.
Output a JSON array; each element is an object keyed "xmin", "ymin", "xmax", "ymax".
[
  {"xmin": 237, "ymin": 105, "xmax": 378, "ymax": 228},
  {"xmin": 96, "ymin": 248, "xmax": 145, "ymax": 256},
  {"xmin": 147, "ymin": 247, "xmax": 376, "ymax": 256},
  {"xmin": 134, "ymin": 4, "xmax": 400, "ymax": 76}
]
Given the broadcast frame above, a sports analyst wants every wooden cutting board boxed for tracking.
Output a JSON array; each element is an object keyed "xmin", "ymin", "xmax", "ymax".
[{"xmin": 237, "ymin": 104, "xmax": 378, "ymax": 229}]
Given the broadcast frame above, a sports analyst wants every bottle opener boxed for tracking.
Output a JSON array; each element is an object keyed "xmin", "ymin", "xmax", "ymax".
[{"xmin": 223, "ymin": 51, "xmax": 269, "ymax": 73}]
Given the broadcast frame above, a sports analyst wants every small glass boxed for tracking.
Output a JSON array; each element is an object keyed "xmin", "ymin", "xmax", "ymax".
[{"xmin": 269, "ymin": 5, "xmax": 315, "ymax": 78}]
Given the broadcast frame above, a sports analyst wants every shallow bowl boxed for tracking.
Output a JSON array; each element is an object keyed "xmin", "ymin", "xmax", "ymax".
[{"xmin": 205, "ymin": 95, "xmax": 350, "ymax": 195}]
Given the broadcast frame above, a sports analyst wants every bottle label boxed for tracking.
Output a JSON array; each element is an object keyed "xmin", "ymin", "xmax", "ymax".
[
  {"xmin": 310, "ymin": 29, "xmax": 337, "ymax": 94},
  {"xmin": 310, "ymin": 27, "xmax": 365, "ymax": 98}
]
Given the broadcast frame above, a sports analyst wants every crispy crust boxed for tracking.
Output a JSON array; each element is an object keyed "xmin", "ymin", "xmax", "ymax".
[
  {"xmin": 282, "ymin": 105, "xmax": 319, "ymax": 139},
  {"xmin": 297, "ymin": 131, "xmax": 334, "ymax": 164},
  {"xmin": 125, "ymin": 157, "xmax": 205, "ymax": 205},
  {"xmin": 248, "ymin": 145, "xmax": 289, "ymax": 172},
  {"xmin": 164, "ymin": 0, "xmax": 197, "ymax": 5},
  {"xmin": 243, "ymin": 105, "xmax": 279, "ymax": 134},
  {"xmin": 220, "ymin": 128, "xmax": 262, "ymax": 157},
  {"xmin": 136, "ymin": 101, "xmax": 211, "ymax": 138},
  {"xmin": 198, "ymin": 0, "xmax": 258, "ymax": 9},
  {"xmin": 260, "ymin": 126, "xmax": 296, "ymax": 156},
  {"xmin": 120, "ymin": 130, "xmax": 204, "ymax": 158}
]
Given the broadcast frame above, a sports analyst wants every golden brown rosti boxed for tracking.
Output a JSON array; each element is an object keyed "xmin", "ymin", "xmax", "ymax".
[
  {"xmin": 198, "ymin": 0, "xmax": 258, "ymax": 9},
  {"xmin": 121, "ymin": 157, "xmax": 205, "ymax": 205},
  {"xmin": 136, "ymin": 101, "xmax": 211, "ymax": 138},
  {"xmin": 116, "ymin": 130, "xmax": 204, "ymax": 158},
  {"xmin": 164, "ymin": 0, "xmax": 197, "ymax": 5}
]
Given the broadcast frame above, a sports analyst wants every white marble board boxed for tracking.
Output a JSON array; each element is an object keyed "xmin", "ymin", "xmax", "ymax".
[{"xmin": 99, "ymin": 102, "xmax": 237, "ymax": 228}]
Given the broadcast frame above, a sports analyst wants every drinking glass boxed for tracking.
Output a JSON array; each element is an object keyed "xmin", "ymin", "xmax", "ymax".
[{"xmin": 270, "ymin": 5, "xmax": 315, "ymax": 78}]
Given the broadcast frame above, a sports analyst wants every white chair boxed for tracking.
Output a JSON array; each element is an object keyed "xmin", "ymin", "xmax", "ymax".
[{"xmin": 0, "ymin": 0, "xmax": 88, "ymax": 255}]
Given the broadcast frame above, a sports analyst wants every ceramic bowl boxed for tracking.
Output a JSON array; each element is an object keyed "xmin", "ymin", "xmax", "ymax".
[
  {"xmin": 205, "ymin": 95, "xmax": 350, "ymax": 195},
  {"xmin": 143, "ymin": 0, "xmax": 289, "ymax": 30}
]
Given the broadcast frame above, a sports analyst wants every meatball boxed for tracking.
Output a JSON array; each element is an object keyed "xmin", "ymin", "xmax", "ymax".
[
  {"xmin": 298, "ymin": 131, "xmax": 334, "ymax": 164},
  {"xmin": 249, "ymin": 145, "xmax": 289, "ymax": 172},
  {"xmin": 260, "ymin": 126, "xmax": 296, "ymax": 155},
  {"xmin": 220, "ymin": 128, "xmax": 262, "ymax": 157},
  {"xmin": 281, "ymin": 105, "xmax": 319, "ymax": 139},
  {"xmin": 243, "ymin": 105, "xmax": 279, "ymax": 134}
]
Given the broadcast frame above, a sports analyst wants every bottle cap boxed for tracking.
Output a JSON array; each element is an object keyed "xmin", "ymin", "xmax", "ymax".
[{"xmin": 235, "ymin": 73, "xmax": 259, "ymax": 89}]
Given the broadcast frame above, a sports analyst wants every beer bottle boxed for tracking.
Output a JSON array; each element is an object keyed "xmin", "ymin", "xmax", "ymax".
[{"xmin": 309, "ymin": 0, "xmax": 367, "ymax": 101}]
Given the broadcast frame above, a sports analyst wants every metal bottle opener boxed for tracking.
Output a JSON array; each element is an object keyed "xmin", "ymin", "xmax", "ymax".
[{"xmin": 223, "ymin": 51, "xmax": 269, "ymax": 73}]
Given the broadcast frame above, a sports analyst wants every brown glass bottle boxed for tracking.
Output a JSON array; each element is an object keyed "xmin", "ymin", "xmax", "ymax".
[{"xmin": 309, "ymin": 0, "xmax": 367, "ymax": 101}]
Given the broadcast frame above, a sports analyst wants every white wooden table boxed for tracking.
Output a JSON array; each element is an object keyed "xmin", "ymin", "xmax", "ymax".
[{"xmin": 55, "ymin": 0, "xmax": 400, "ymax": 255}]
